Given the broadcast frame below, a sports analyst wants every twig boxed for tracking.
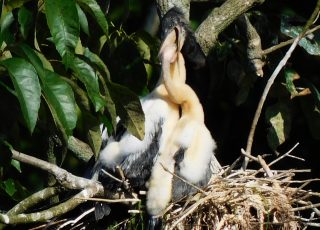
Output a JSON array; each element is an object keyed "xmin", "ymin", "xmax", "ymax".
[
  {"xmin": 76, "ymin": 197, "xmax": 140, "ymax": 203},
  {"xmin": 241, "ymin": 149, "xmax": 274, "ymax": 177},
  {"xmin": 257, "ymin": 155, "xmax": 273, "ymax": 177},
  {"xmin": 268, "ymin": 143, "xmax": 300, "ymax": 167},
  {"xmin": 292, "ymin": 203, "xmax": 320, "ymax": 212},
  {"xmin": 263, "ymin": 25, "xmax": 320, "ymax": 55},
  {"xmin": 7, "ymin": 187, "xmax": 64, "ymax": 215},
  {"xmin": 169, "ymin": 194, "xmax": 214, "ymax": 229},
  {"xmin": 57, "ymin": 207, "xmax": 95, "ymax": 229},
  {"xmin": 242, "ymin": 0, "xmax": 320, "ymax": 170},
  {"xmin": 160, "ymin": 163, "xmax": 207, "ymax": 195},
  {"xmin": 11, "ymin": 149, "xmax": 101, "ymax": 190},
  {"xmin": 101, "ymin": 168, "xmax": 123, "ymax": 183},
  {"xmin": 29, "ymin": 219, "xmax": 68, "ymax": 230}
]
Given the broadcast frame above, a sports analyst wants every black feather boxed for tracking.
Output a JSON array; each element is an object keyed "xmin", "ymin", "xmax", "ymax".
[
  {"xmin": 161, "ymin": 7, "xmax": 206, "ymax": 69},
  {"xmin": 172, "ymin": 148, "xmax": 211, "ymax": 201}
]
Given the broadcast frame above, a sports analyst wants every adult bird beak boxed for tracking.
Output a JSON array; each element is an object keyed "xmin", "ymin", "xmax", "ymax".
[{"xmin": 159, "ymin": 25, "xmax": 185, "ymax": 63}]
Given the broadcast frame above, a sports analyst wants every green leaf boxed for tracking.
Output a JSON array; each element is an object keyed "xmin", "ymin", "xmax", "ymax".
[
  {"xmin": 1, "ymin": 58, "xmax": 41, "ymax": 133},
  {"xmin": 45, "ymin": 0, "xmax": 79, "ymax": 66},
  {"xmin": 284, "ymin": 68, "xmax": 299, "ymax": 98},
  {"xmin": 83, "ymin": 48, "xmax": 110, "ymax": 80},
  {"xmin": 83, "ymin": 48, "xmax": 117, "ymax": 127},
  {"xmin": 11, "ymin": 159, "xmax": 22, "ymax": 173},
  {"xmin": 19, "ymin": 44, "xmax": 44, "ymax": 74},
  {"xmin": 76, "ymin": 0, "xmax": 108, "ymax": 35},
  {"xmin": 41, "ymin": 70, "xmax": 77, "ymax": 137},
  {"xmin": 281, "ymin": 12, "xmax": 320, "ymax": 56},
  {"xmin": 108, "ymin": 82, "xmax": 145, "ymax": 140},
  {"xmin": 19, "ymin": 45, "xmax": 77, "ymax": 136},
  {"xmin": 70, "ymin": 56, "xmax": 105, "ymax": 111},
  {"xmin": 18, "ymin": 6, "xmax": 33, "ymax": 39},
  {"xmin": 3, "ymin": 179, "xmax": 17, "ymax": 197},
  {"xmin": 0, "ymin": 12, "xmax": 15, "ymax": 45},
  {"xmin": 76, "ymin": 4, "xmax": 89, "ymax": 36},
  {"xmin": 265, "ymin": 102, "xmax": 292, "ymax": 150}
]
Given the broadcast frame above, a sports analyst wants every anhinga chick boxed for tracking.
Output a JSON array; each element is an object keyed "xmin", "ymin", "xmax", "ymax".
[
  {"xmin": 91, "ymin": 16, "xmax": 189, "ymax": 222},
  {"xmin": 146, "ymin": 27, "xmax": 216, "ymax": 218}
]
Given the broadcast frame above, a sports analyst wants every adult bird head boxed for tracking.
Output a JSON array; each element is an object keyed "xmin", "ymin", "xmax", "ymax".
[
  {"xmin": 158, "ymin": 26, "xmax": 185, "ymax": 64},
  {"xmin": 160, "ymin": 7, "xmax": 206, "ymax": 69}
]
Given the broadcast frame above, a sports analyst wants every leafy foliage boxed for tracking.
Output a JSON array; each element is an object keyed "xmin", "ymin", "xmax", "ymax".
[{"xmin": 0, "ymin": 0, "xmax": 156, "ymax": 203}]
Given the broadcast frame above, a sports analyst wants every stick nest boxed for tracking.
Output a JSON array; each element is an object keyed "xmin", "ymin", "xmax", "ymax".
[{"xmin": 162, "ymin": 168, "xmax": 320, "ymax": 230}]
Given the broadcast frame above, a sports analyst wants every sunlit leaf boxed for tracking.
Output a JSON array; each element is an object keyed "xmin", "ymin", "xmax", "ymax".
[
  {"xmin": 76, "ymin": 0, "xmax": 108, "ymax": 35},
  {"xmin": 1, "ymin": 58, "xmax": 41, "ymax": 133},
  {"xmin": 45, "ymin": 0, "xmax": 79, "ymax": 66},
  {"xmin": 19, "ymin": 44, "xmax": 77, "ymax": 137},
  {"xmin": 108, "ymin": 82, "xmax": 144, "ymax": 140},
  {"xmin": 70, "ymin": 56, "xmax": 105, "ymax": 111},
  {"xmin": 76, "ymin": 4, "xmax": 89, "ymax": 36},
  {"xmin": 41, "ymin": 70, "xmax": 78, "ymax": 137},
  {"xmin": 83, "ymin": 48, "xmax": 117, "ymax": 127},
  {"xmin": 281, "ymin": 12, "xmax": 320, "ymax": 56},
  {"xmin": 265, "ymin": 102, "xmax": 292, "ymax": 150},
  {"xmin": 11, "ymin": 159, "xmax": 22, "ymax": 173}
]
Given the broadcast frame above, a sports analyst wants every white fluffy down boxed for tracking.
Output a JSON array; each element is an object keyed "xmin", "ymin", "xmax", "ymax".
[
  {"xmin": 177, "ymin": 125, "xmax": 216, "ymax": 183},
  {"xmin": 98, "ymin": 92, "xmax": 178, "ymax": 171}
]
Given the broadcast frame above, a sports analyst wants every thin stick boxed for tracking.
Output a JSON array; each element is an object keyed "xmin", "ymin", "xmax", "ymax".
[
  {"xmin": 160, "ymin": 163, "xmax": 207, "ymax": 195},
  {"xmin": 57, "ymin": 207, "xmax": 95, "ymax": 229},
  {"xmin": 101, "ymin": 168, "xmax": 123, "ymax": 183},
  {"xmin": 263, "ymin": 25, "xmax": 320, "ymax": 55},
  {"xmin": 242, "ymin": 0, "xmax": 320, "ymax": 170},
  {"xmin": 76, "ymin": 197, "xmax": 140, "ymax": 203},
  {"xmin": 292, "ymin": 203, "xmax": 320, "ymax": 212},
  {"xmin": 268, "ymin": 143, "xmax": 300, "ymax": 167}
]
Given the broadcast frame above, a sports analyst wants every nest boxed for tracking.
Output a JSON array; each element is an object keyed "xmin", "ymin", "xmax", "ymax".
[{"xmin": 162, "ymin": 167, "xmax": 320, "ymax": 230}]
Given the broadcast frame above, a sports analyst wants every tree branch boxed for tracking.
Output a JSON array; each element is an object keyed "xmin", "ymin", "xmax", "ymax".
[
  {"xmin": 0, "ymin": 186, "xmax": 102, "ymax": 225},
  {"xmin": 67, "ymin": 136, "xmax": 94, "ymax": 163},
  {"xmin": 195, "ymin": 0, "xmax": 265, "ymax": 55},
  {"xmin": 7, "ymin": 187, "xmax": 65, "ymax": 215},
  {"xmin": 11, "ymin": 149, "xmax": 101, "ymax": 190}
]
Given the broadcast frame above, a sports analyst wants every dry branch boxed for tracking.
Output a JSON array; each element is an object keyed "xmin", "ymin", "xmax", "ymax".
[
  {"xmin": 156, "ymin": 0, "xmax": 265, "ymax": 55},
  {"xmin": 11, "ymin": 149, "xmax": 99, "ymax": 190},
  {"xmin": 195, "ymin": 0, "xmax": 265, "ymax": 55}
]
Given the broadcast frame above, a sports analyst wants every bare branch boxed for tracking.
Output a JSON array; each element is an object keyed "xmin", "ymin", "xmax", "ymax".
[
  {"xmin": 67, "ymin": 136, "xmax": 94, "ymax": 162},
  {"xmin": 237, "ymin": 14, "xmax": 265, "ymax": 77},
  {"xmin": 195, "ymin": 0, "xmax": 265, "ymax": 55},
  {"xmin": 0, "ymin": 186, "xmax": 102, "ymax": 225},
  {"xmin": 7, "ymin": 187, "xmax": 64, "ymax": 215}
]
